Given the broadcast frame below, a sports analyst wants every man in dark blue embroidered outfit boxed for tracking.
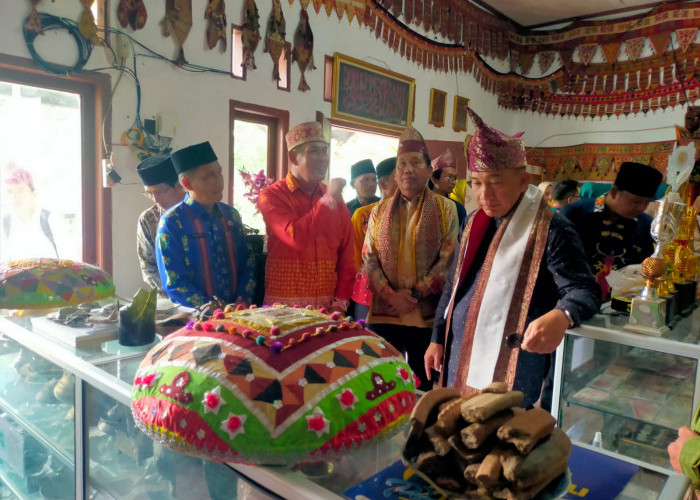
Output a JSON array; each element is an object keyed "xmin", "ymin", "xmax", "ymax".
[
  {"xmin": 156, "ymin": 141, "xmax": 253, "ymax": 307},
  {"xmin": 424, "ymin": 108, "xmax": 600, "ymax": 408},
  {"xmin": 561, "ymin": 162, "xmax": 662, "ymax": 301}
]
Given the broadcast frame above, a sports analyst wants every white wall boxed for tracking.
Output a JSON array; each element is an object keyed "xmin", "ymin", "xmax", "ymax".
[{"xmin": 0, "ymin": 2, "xmax": 689, "ymax": 296}]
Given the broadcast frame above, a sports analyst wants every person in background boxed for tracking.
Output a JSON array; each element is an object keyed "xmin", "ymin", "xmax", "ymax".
[
  {"xmin": 156, "ymin": 141, "xmax": 253, "ymax": 307},
  {"xmin": 1, "ymin": 165, "xmax": 60, "ymax": 262},
  {"xmin": 579, "ymin": 181, "xmax": 610, "ymax": 199},
  {"xmin": 537, "ymin": 181, "xmax": 553, "ymax": 206},
  {"xmin": 350, "ymin": 157, "xmax": 397, "ymax": 320},
  {"xmin": 428, "ymin": 148, "xmax": 467, "ymax": 229},
  {"xmin": 346, "ymin": 159, "xmax": 379, "ymax": 217},
  {"xmin": 425, "ymin": 108, "xmax": 599, "ymax": 409},
  {"xmin": 135, "ymin": 155, "xmax": 186, "ymax": 290},
  {"xmin": 259, "ymin": 121, "xmax": 354, "ymax": 312},
  {"xmin": 562, "ymin": 162, "xmax": 662, "ymax": 301},
  {"xmin": 550, "ymin": 179, "xmax": 579, "ymax": 212},
  {"xmin": 364, "ymin": 126, "xmax": 458, "ymax": 389}
]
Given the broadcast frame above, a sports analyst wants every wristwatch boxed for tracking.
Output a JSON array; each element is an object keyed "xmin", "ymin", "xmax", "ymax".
[
  {"xmin": 411, "ymin": 288, "xmax": 423, "ymax": 300},
  {"xmin": 561, "ymin": 308, "xmax": 575, "ymax": 328}
]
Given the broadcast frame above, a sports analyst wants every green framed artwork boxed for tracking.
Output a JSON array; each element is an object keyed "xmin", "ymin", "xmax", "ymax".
[{"xmin": 331, "ymin": 53, "xmax": 415, "ymax": 133}]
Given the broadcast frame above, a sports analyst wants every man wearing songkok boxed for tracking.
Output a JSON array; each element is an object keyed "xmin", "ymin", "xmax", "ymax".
[
  {"xmin": 350, "ymin": 157, "xmax": 397, "ymax": 320},
  {"xmin": 156, "ymin": 141, "xmax": 253, "ymax": 307},
  {"xmin": 424, "ymin": 108, "xmax": 600, "ymax": 408},
  {"xmin": 346, "ymin": 159, "xmax": 379, "ymax": 217},
  {"xmin": 562, "ymin": 162, "xmax": 662, "ymax": 300},
  {"xmin": 259, "ymin": 121, "xmax": 354, "ymax": 312},
  {"xmin": 550, "ymin": 179, "xmax": 579, "ymax": 212},
  {"xmin": 429, "ymin": 148, "xmax": 467, "ymax": 228},
  {"xmin": 136, "ymin": 155, "xmax": 185, "ymax": 290},
  {"xmin": 364, "ymin": 127, "xmax": 458, "ymax": 389}
]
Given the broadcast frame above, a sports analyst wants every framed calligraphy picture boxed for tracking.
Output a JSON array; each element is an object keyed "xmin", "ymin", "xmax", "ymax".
[
  {"xmin": 331, "ymin": 53, "xmax": 415, "ymax": 133},
  {"xmin": 453, "ymin": 95, "xmax": 470, "ymax": 132},
  {"xmin": 429, "ymin": 88, "xmax": 447, "ymax": 127}
]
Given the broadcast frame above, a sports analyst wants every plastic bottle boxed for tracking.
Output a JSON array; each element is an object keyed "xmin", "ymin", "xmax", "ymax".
[{"xmin": 592, "ymin": 431, "xmax": 603, "ymax": 448}]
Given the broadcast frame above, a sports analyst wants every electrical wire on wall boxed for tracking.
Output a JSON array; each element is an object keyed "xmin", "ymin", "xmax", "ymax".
[
  {"xmin": 21, "ymin": 12, "xmax": 237, "ymax": 177},
  {"xmin": 22, "ymin": 13, "xmax": 93, "ymax": 75}
]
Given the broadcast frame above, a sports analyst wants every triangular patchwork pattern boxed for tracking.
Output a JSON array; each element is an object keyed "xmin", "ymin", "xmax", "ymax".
[
  {"xmin": 675, "ymin": 28, "xmax": 698, "ymax": 53},
  {"xmin": 303, "ymin": 365, "xmax": 327, "ymax": 384},
  {"xmin": 226, "ymin": 357, "xmax": 253, "ymax": 376},
  {"xmin": 332, "ymin": 350, "xmax": 355, "ymax": 368},
  {"xmin": 253, "ymin": 379, "xmax": 283, "ymax": 403}
]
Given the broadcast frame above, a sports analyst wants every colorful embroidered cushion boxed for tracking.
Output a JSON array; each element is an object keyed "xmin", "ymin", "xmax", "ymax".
[
  {"xmin": 0, "ymin": 259, "xmax": 115, "ymax": 310},
  {"xmin": 131, "ymin": 305, "xmax": 418, "ymax": 464}
]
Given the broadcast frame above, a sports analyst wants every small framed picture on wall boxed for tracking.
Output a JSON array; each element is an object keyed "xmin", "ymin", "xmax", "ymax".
[
  {"xmin": 429, "ymin": 88, "xmax": 447, "ymax": 127},
  {"xmin": 453, "ymin": 96, "xmax": 470, "ymax": 132}
]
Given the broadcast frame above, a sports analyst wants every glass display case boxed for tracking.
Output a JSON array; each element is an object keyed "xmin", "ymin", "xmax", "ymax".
[
  {"xmin": 0, "ymin": 313, "xmax": 281, "ymax": 500},
  {"xmin": 553, "ymin": 307, "xmax": 700, "ymax": 471},
  {"xmin": 0, "ymin": 308, "xmax": 691, "ymax": 500}
]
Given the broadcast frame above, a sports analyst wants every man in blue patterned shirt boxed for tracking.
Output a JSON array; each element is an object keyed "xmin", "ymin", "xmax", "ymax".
[{"xmin": 156, "ymin": 141, "xmax": 253, "ymax": 307}]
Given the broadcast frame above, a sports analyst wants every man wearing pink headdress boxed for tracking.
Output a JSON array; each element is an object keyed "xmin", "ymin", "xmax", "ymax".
[
  {"xmin": 363, "ymin": 126, "xmax": 458, "ymax": 389},
  {"xmin": 259, "ymin": 121, "xmax": 354, "ymax": 312},
  {"xmin": 424, "ymin": 108, "xmax": 600, "ymax": 408},
  {"xmin": 428, "ymin": 148, "xmax": 467, "ymax": 229},
  {"xmin": 1, "ymin": 166, "xmax": 60, "ymax": 262}
]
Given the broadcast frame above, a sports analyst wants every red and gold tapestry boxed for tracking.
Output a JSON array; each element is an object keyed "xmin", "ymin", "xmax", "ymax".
[{"xmin": 526, "ymin": 141, "xmax": 677, "ymax": 182}]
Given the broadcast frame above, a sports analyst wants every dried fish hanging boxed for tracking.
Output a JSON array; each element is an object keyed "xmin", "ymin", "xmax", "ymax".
[
  {"xmin": 160, "ymin": 0, "xmax": 192, "ymax": 66},
  {"xmin": 78, "ymin": 0, "xmax": 100, "ymax": 45},
  {"xmin": 241, "ymin": 0, "xmax": 260, "ymax": 69},
  {"xmin": 117, "ymin": 0, "xmax": 147, "ymax": 30},
  {"xmin": 264, "ymin": 0, "xmax": 287, "ymax": 81},
  {"xmin": 205, "ymin": 0, "xmax": 227, "ymax": 51},
  {"xmin": 291, "ymin": 8, "xmax": 315, "ymax": 91},
  {"xmin": 25, "ymin": 0, "xmax": 43, "ymax": 35}
]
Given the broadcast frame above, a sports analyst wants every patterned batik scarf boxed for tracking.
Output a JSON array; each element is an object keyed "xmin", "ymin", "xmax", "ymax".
[
  {"xmin": 441, "ymin": 184, "xmax": 553, "ymax": 394},
  {"xmin": 373, "ymin": 188, "xmax": 448, "ymax": 318}
]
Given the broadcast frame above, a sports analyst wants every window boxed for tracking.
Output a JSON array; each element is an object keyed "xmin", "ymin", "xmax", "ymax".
[
  {"xmin": 232, "ymin": 118, "xmax": 270, "ymax": 234},
  {"xmin": 329, "ymin": 126, "xmax": 398, "ymax": 203},
  {"xmin": 0, "ymin": 56, "xmax": 111, "ymax": 270},
  {"xmin": 230, "ymin": 101, "xmax": 289, "ymax": 235}
]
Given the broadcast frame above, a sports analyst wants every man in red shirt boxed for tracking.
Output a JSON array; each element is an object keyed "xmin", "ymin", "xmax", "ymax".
[{"xmin": 259, "ymin": 121, "xmax": 354, "ymax": 312}]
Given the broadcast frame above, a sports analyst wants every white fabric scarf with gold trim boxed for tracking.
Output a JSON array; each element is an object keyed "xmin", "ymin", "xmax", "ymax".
[{"xmin": 466, "ymin": 184, "xmax": 543, "ymax": 389}]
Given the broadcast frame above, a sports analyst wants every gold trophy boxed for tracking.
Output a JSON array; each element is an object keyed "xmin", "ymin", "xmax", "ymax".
[
  {"xmin": 673, "ymin": 205, "xmax": 699, "ymax": 313},
  {"xmin": 625, "ymin": 257, "xmax": 670, "ymax": 336},
  {"xmin": 625, "ymin": 195, "xmax": 684, "ymax": 336}
]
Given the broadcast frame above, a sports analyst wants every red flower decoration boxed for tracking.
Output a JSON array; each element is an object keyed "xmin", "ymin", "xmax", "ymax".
[
  {"xmin": 336, "ymin": 388, "xmax": 358, "ymax": 410},
  {"xmin": 240, "ymin": 169, "xmax": 274, "ymax": 213},
  {"xmin": 227, "ymin": 416, "xmax": 242, "ymax": 431},
  {"xmin": 308, "ymin": 416, "xmax": 325, "ymax": 431},
  {"xmin": 205, "ymin": 393, "xmax": 219, "ymax": 409},
  {"xmin": 340, "ymin": 390, "xmax": 353, "ymax": 406}
]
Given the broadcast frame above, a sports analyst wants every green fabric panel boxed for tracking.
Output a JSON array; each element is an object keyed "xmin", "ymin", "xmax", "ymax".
[{"xmin": 133, "ymin": 359, "xmax": 414, "ymax": 458}]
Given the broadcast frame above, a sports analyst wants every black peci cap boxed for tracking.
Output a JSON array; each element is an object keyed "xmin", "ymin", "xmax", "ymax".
[
  {"xmin": 136, "ymin": 155, "xmax": 178, "ymax": 186},
  {"xmin": 171, "ymin": 142, "xmax": 218, "ymax": 175}
]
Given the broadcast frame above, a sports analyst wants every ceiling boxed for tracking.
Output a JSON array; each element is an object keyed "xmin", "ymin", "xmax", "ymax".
[{"xmin": 478, "ymin": 0, "xmax": 662, "ymax": 28}]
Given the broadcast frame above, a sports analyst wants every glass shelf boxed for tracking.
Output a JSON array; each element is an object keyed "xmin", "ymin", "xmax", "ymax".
[
  {"xmin": 0, "ymin": 353, "xmax": 74, "ymax": 468},
  {"xmin": 554, "ymin": 310, "xmax": 700, "ymax": 471}
]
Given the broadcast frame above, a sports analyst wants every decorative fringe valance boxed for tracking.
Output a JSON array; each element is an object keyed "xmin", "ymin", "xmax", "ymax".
[
  {"xmin": 302, "ymin": 0, "xmax": 700, "ymax": 118},
  {"xmin": 527, "ymin": 141, "xmax": 676, "ymax": 182}
]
